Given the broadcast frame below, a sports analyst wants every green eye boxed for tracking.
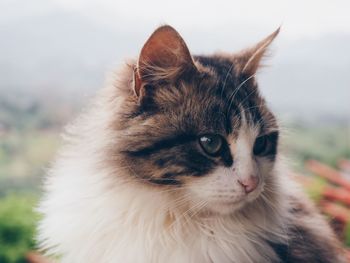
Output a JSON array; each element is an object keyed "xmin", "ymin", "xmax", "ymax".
[{"xmin": 199, "ymin": 134, "xmax": 223, "ymax": 156}]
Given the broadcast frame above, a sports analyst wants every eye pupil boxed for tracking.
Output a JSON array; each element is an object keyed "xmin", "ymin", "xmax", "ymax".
[{"xmin": 199, "ymin": 134, "xmax": 223, "ymax": 156}]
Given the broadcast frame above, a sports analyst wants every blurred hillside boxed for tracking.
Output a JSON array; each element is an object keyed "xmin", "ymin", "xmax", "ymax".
[{"xmin": 1, "ymin": 94, "xmax": 60, "ymax": 196}]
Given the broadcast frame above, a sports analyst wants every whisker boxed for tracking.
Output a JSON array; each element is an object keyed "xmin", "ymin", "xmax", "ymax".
[
  {"xmin": 225, "ymin": 74, "xmax": 256, "ymax": 116},
  {"xmin": 220, "ymin": 63, "xmax": 235, "ymax": 100}
]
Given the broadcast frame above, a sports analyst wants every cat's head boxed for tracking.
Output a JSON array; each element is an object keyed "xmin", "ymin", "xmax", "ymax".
[{"xmin": 115, "ymin": 25, "xmax": 280, "ymax": 216}]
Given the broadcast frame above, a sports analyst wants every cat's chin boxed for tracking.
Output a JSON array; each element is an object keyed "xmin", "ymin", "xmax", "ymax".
[
  {"xmin": 195, "ymin": 197, "xmax": 248, "ymax": 216},
  {"xmin": 202, "ymin": 191, "xmax": 263, "ymax": 216},
  {"xmin": 206, "ymin": 200, "xmax": 246, "ymax": 216}
]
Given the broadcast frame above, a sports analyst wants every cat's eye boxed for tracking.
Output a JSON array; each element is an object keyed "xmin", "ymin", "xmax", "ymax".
[
  {"xmin": 254, "ymin": 132, "xmax": 279, "ymax": 156},
  {"xmin": 253, "ymin": 135, "xmax": 270, "ymax": 156},
  {"xmin": 198, "ymin": 134, "xmax": 223, "ymax": 156}
]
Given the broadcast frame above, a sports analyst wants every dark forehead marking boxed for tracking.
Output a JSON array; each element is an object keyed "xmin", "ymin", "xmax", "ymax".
[
  {"xmin": 195, "ymin": 55, "xmax": 238, "ymax": 93},
  {"xmin": 194, "ymin": 56, "xmax": 268, "ymax": 128},
  {"xmin": 199, "ymin": 56, "xmax": 274, "ymax": 134},
  {"xmin": 194, "ymin": 55, "xmax": 244, "ymax": 132},
  {"xmin": 194, "ymin": 55, "xmax": 237, "ymax": 79}
]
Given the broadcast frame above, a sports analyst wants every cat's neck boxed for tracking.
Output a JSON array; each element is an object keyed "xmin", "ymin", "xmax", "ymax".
[
  {"xmin": 112, "ymin": 167, "xmax": 289, "ymax": 242},
  {"xmin": 93, "ymin": 170, "xmax": 290, "ymax": 263}
]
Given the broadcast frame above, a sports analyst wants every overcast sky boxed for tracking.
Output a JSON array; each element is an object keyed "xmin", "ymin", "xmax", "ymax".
[
  {"xmin": 50, "ymin": 0, "xmax": 350, "ymax": 39},
  {"xmin": 2, "ymin": 0, "xmax": 350, "ymax": 40},
  {"xmin": 1, "ymin": 0, "xmax": 349, "ymax": 118}
]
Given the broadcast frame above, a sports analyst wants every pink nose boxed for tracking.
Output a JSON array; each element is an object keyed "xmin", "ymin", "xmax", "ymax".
[{"xmin": 237, "ymin": 176, "xmax": 259, "ymax": 194}]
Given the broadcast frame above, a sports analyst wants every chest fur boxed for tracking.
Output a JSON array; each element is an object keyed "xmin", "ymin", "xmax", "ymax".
[{"xmin": 60, "ymin": 212, "xmax": 281, "ymax": 263}]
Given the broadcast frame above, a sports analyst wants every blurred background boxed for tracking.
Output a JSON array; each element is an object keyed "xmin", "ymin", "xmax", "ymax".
[{"xmin": 0, "ymin": 0, "xmax": 349, "ymax": 262}]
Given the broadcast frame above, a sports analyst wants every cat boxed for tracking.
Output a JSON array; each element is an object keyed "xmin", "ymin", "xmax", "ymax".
[{"xmin": 38, "ymin": 25, "xmax": 346, "ymax": 263}]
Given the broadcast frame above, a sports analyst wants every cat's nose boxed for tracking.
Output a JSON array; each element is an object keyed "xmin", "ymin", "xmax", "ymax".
[{"xmin": 237, "ymin": 176, "xmax": 259, "ymax": 194}]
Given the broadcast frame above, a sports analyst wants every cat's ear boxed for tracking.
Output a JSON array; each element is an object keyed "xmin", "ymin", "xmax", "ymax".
[
  {"xmin": 235, "ymin": 28, "xmax": 280, "ymax": 76},
  {"xmin": 134, "ymin": 25, "xmax": 196, "ymax": 96}
]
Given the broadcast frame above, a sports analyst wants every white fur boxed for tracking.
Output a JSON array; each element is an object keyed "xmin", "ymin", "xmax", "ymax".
[{"xmin": 38, "ymin": 73, "xmax": 298, "ymax": 263}]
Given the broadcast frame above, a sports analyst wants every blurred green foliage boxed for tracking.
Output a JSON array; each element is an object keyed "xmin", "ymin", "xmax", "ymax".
[
  {"xmin": 282, "ymin": 121, "xmax": 350, "ymax": 170},
  {"xmin": 345, "ymin": 223, "xmax": 350, "ymax": 247},
  {"xmin": 303, "ymin": 177, "xmax": 328, "ymax": 203},
  {"xmin": 0, "ymin": 195, "xmax": 39, "ymax": 263}
]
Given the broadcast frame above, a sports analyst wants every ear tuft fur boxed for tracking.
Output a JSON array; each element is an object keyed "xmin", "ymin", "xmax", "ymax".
[{"xmin": 236, "ymin": 27, "xmax": 280, "ymax": 76}]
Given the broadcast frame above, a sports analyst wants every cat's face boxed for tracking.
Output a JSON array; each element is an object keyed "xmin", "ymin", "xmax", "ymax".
[{"xmin": 116, "ymin": 26, "xmax": 280, "ymax": 216}]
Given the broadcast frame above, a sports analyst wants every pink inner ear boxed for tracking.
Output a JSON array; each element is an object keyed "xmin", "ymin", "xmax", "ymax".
[
  {"xmin": 139, "ymin": 25, "xmax": 193, "ymax": 71},
  {"xmin": 134, "ymin": 25, "xmax": 196, "ymax": 96},
  {"xmin": 140, "ymin": 30, "xmax": 183, "ymax": 68}
]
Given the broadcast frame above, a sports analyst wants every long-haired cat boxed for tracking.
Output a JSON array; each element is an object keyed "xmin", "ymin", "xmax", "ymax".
[{"xmin": 38, "ymin": 25, "xmax": 346, "ymax": 262}]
